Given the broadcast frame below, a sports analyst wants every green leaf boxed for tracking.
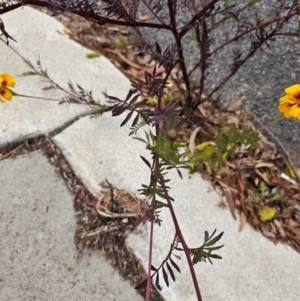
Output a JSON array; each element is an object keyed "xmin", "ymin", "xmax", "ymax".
[
  {"xmin": 129, "ymin": 94, "xmax": 139, "ymax": 105},
  {"xmin": 205, "ymin": 231, "xmax": 224, "ymax": 247},
  {"xmin": 270, "ymin": 193, "xmax": 281, "ymax": 202},
  {"xmin": 86, "ymin": 52, "xmax": 101, "ymax": 59},
  {"xmin": 259, "ymin": 181, "xmax": 267, "ymax": 196},
  {"xmin": 282, "ymin": 208, "xmax": 290, "ymax": 214},
  {"xmin": 155, "ymin": 201, "xmax": 169, "ymax": 209},
  {"xmin": 21, "ymin": 71, "xmax": 37, "ymax": 76},
  {"xmin": 209, "ymin": 254, "xmax": 222, "ymax": 260},
  {"xmin": 204, "ymin": 245, "xmax": 224, "ymax": 252},
  {"xmin": 115, "ymin": 38, "xmax": 128, "ymax": 49}
]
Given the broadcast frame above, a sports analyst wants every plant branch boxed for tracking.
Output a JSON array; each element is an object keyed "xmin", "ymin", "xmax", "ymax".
[
  {"xmin": 205, "ymin": 28, "xmax": 277, "ymax": 101},
  {"xmin": 158, "ymin": 177, "xmax": 203, "ymax": 300},
  {"xmin": 188, "ymin": 10, "xmax": 300, "ymax": 79},
  {"xmin": 168, "ymin": 0, "xmax": 192, "ymax": 107},
  {"xmin": 179, "ymin": 0, "xmax": 220, "ymax": 39},
  {"xmin": 0, "ymin": 1, "xmax": 172, "ymax": 30},
  {"xmin": 145, "ymin": 177, "xmax": 158, "ymax": 301}
]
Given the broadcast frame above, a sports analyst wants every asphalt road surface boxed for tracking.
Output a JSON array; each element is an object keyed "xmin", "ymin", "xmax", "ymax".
[{"xmin": 138, "ymin": 0, "xmax": 300, "ymax": 170}]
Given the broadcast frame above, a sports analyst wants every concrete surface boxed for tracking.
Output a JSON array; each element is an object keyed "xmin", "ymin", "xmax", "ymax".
[
  {"xmin": 0, "ymin": 5, "xmax": 300, "ymax": 301},
  {"xmin": 0, "ymin": 7, "xmax": 142, "ymax": 301},
  {"xmin": 0, "ymin": 151, "xmax": 142, "ymax": 301},
  {"xmin": 0, "ymin": 6, "xmax": 130, "ymax": 147}
]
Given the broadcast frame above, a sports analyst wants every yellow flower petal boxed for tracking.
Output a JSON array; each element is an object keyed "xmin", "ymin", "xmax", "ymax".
[
  {"xmin": 0, "ymin": 73, "xmax": 15, "ymax": 88},
  {"xmin": 290, "ymin": 105, "xmax": 300, "ymax": 118},
  {"xmin": 278, "ymin": 84, "xmax": 300, "ymax": 120},
  {"xmin": 279, "ymin": 95, "xmax": 297, "ymax": 104},
  {"xmin": 285, "ymin": 84, "xmax": 300, "ymax": 97},
  {"xmin": 0, "ymin": 88, "xmax": 13, "ymax": 101}
]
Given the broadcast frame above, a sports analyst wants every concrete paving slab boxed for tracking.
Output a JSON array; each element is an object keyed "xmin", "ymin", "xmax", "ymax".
[
  {"xmin": 53, "ymin": 114, "xmax": 151, "ymax": 196},
  {"xmin": 0, "ymin": 151, "xmax": 143, "ymax": 301},
  {"xmin": 53, "ymin": 112, "xmax": 300, "ymax": 301},
  {"xmin": 0, "ymin": 7, "xmax": 130, "ymax": 146}
]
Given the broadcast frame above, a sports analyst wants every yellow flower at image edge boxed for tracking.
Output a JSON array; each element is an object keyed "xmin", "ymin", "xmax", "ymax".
[
  {"xmin": 278, "ymin": 84, "xmax": 300, "ymax": 119},
  {"xmin": 0, "ymin": 73, "xmax": 15, "ymax": 102}
]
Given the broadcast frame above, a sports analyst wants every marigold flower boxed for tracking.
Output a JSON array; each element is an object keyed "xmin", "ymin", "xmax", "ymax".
[
  {"xmin": 0, "ymin": 73, "xmax": 15, "ymax": 102},
  {"xmin": 278, "ymin": 84, "xmax": 300, "ymax": 119}
]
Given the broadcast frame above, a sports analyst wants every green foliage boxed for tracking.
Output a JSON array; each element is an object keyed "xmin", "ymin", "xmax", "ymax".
[
  {"xmin": 137, "ymin": 159, "xmax": 171, "ymax": 198},
  {"xmin": 86, "ymin": 52, "xmax": 101, "ymax": 59},
  {"xmin": 190, "ymin": 229, "xmax": 224, "ymax": 265},
  {"xmin": 135, "ymin": 127, "xmax": 187, "ymax": 169},
  {"xmin": 246, "ymin": 181, "xmax": 281, "ymax": 204},
  {"xmin": 246, "ymin": 188, "xmax": 260, "ymax": 203},
  {"xmin": 270, "ymin": 193, "xmax": 281, "ymax": 201},
  {"xmin": 214, "ymin": 117, "xmax": 260, "ymax": 170},
  {"xmin": 189, "ymin": 31, "xmax": 198, "ymax": 42},
  {"xmin": 224, "ymin": 0, "xmax": 235, "ymax": 8},
  {"xmin": 188, "ymin": 117, "xmax": 260, "ymax": 172},
  {"xmin": 129, "ymin": 117, "xmax": 146, "ymax": 136},
  {"xmin": 248, "ymin": 0, "xmax": 262, "ymax": 6},
  {"xmin": 282, "ymin": 208, "xmax": 290, "ymax": 214},
  {"xmin": 115, "ymin": 38, "xmax": 128, "ymax": 49}
]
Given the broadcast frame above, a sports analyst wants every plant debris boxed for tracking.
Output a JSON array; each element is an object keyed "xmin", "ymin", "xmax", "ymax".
[{"xmin": 190, "ymin": 101, "xmax": 300, "ymax": 253}]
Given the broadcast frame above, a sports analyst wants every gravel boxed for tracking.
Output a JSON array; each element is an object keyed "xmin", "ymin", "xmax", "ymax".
[{"xmin": 137, "ymin": 0, "xmax": 300, "ymax": 169}]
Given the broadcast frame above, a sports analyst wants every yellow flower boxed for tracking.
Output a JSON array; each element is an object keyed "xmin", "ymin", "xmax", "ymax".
[
  {"xmin": 0, "ymin": 73, "xmax": 15, "ymax": 102},
  {"xmin": 278, "ymin": 84, "xmax": 300, "ymax": 119}
]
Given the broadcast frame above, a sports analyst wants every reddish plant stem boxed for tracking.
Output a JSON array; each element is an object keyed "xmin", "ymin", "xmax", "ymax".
[
  {"xmin": 145, "ymin": 176, "xmax": 158, "ymax": 301},
  {"xmin": 168, "ymin": 0, "xmax": 192, "ymax": 107},
  {"xmin": 179, "ymin": 0, "xmax": 220, "ymax": 39},
  {"xmin": 158, "ymin": 178, "xmax": 203, "ymax": 301},
  {"xmin": 0, "ymin": 1, "xmax": 172, "ymax": 30},
  {"xmin": 145, "ymin": 88, "xmax": 164, "ymax": 301}
]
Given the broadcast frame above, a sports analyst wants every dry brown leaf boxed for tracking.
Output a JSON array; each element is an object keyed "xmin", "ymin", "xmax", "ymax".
[
  {"xmin": 226, "ymin": 99, "xmax": 242, "ymax": 111},
  {"xmin": 255, "ymin": 169, "xmax": 270, "ymax": 185},
  {"xmin": 238, "ymin": 211, "xmax": 247, "ymax": 232},
  {"xmin": 238, "ymin": 173, "xmax": 247, "ymax": 193},
  {"xmin": 217, "ymin": 200, "xmax": 228, "ymax": 209},
  {"xmin": 198, "ymin": 103, "xmax": 207, "ymax": 117},
  {"xmin": 273, "ymin": 218, "xmax": 282, "ymax": 229},
  {"xmin": 270, "ymin": 176, "xmax": 286, "ymax": 186},
  {"xmin": 261, "ymin": 228, "xmax": 276, "ymax": 239},
  {"xmin": 297, "ymin": 168, "xmax": 300, "ymax": 178},
  {"xmin": 225, "ymin": 161, "xmax": 237, "ymax": 169},
  {"xmin": 278, "ymin": 227, "xmax": 286, "ymax": 238},
  {"xmin": 105, "ymin": 48, "xmax": 142, "ymax": 69},
  {"xmin": 138, "ymin": 14, "xmax": 153, "ymax": 21},
  {"xmin": 255, "ymin": 162, "xmax": 274, "ymax": 168},
  {"xmin": 216, "ymin": 180, "xmax": 238, "ymax": 193},
  {"xmin": 288, "ymin": 219, "xmax": 296, "ymax": 227},
  {"xmin": 188, "ymin": 127, "xmax": 200, "ymax": 153},
  {"xmin": 226, "ymin": 115, "xmax": 240, "ymax": 126},
  {"xmin": 292, "ymin": 228, "xmax": 300, "ymax": 236},
  {"xmin": 224, "ymin": 190, "xmax": 236, "ymax": 219},
  {"xmin": 274, "ymin": 218, "xmax": 286, "ymax": 237}
]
